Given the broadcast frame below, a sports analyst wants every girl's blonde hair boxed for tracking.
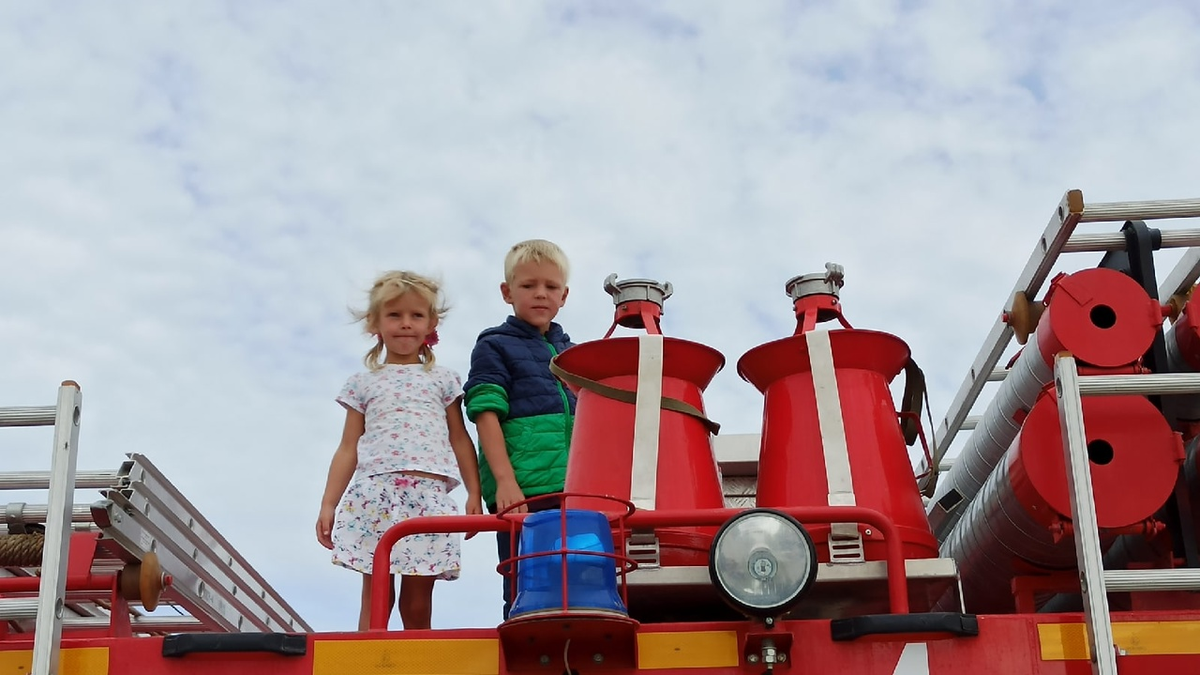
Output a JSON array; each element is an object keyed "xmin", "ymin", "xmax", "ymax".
[{"xmin": 353, "ymin": 270, "xmax": 448, "ymax": 372}]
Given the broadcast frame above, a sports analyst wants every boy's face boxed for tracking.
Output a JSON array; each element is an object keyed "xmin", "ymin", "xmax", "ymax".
[{"xmin": 501, "ymin": 260, "xmax": 569, "ymax": 333}]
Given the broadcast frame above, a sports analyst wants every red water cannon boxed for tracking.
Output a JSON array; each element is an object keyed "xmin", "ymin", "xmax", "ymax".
[
  {"xmin": 554, "ymin": 275, "xmax": 726, "ymax": 568},
  {"xmin": 737, "ymin": 265, "xmax": 937, "ymax": 564}
]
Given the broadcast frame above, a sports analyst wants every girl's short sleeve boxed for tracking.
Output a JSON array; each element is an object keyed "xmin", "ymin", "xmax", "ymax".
[
  {"xmin": 441, "ymin": 368, "xmax": 463, "ymax": 407},
  {"xmin": 336, "ymin": 373, "xmax": 366, "ymax": 413}
]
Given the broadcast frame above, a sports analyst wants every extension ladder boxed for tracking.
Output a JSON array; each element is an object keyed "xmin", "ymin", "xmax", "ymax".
[{"xmin": 1, "ymin": 382, "xmax": 311, "ymax": 675}]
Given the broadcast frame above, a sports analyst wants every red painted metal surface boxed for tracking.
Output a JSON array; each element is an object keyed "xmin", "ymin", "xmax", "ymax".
[
  {"xmin": 369, "ymin": 506, "xmax": 912, "ymax": 630},
  {"xmin": 1033, "ymin": 268, "xmax": 1163, "ymax": 367},
  {"xmin": 1013, "ymin": 390, "xmax": 1181, "ymax": 530},
  {"xmin": 1170, "ymin": 292, "xmax": 1200, "ymax": 371},
  {"xmin": 5, "ymin": 612, "xmax": 1200, "ymax": 674},
  {"xmin": 738, "ymin": 330, "xmax": 937, "ymax": 562}
]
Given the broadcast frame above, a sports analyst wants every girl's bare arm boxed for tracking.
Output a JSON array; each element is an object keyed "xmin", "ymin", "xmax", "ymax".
[{"xmin": 315, "ymin": 407, "xmax": 365, "ymax": 548}]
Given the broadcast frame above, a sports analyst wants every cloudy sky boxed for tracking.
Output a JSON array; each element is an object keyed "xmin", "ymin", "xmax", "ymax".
[{"xmin": 3, "ymin": 0, "xmax": 1200, "ymax": 644}]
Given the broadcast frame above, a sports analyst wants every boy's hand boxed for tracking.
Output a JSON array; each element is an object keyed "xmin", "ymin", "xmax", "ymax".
[
  {"xmin": 495, "ymin": 480, "xmax": 528, "ymax": 514},
  {"xmin": 315, "ymin": 506, "xmax": 336, "ymax": 549}
]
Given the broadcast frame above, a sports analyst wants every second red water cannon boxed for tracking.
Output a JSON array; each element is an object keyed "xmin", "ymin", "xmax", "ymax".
[{"xmin": 738, "ymin": 264, "xmax": 937, "ymax": 564}]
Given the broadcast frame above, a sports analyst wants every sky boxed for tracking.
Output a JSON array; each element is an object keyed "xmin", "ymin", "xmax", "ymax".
[{"xmin": 3, "ymin": 0, "xmax": 1200, "ymax": 662}]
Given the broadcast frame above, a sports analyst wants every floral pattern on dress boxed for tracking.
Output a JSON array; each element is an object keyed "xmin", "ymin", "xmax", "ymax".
[
  {"xmin": 337, "ymin": 364, "xmax": 464, "ymax": 489},
  {"xmin": 331, "ymin": 473, "xmax": 461, "ymax": 578}
]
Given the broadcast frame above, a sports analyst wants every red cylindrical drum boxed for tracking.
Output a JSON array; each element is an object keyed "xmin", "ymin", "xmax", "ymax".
[
  {"xmin": 737, "ymin": 329, "xmax": 936, "ymax": 562},
  {"xmin": 938, "ymin": 390, "xmax": 1181, "ymax": 613},
  {"xmin": 557, "ymin": 336, "xmax": 726, "ymax": 566}
]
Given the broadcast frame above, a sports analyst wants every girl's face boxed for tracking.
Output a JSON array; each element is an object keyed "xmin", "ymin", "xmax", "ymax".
[{"xmin": 374, "ymin": 292, "xmax": 436, "ymax": 365}]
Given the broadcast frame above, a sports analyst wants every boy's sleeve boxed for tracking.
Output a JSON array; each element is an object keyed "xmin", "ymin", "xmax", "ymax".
[{"xmin": 463, "ymin": 337, "xmax": 511, "ymax": 422}]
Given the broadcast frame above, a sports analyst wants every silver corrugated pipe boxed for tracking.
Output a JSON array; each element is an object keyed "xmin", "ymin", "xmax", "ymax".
[{"xmin": 927, "ymin": 331, "xmax": 1050, "ymax": 540}]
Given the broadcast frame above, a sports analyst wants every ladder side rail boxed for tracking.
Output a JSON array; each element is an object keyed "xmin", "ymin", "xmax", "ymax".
[
  {"xmin": 1160, "ymin": 248, "xmax": 1200, "ymax": 303},
  {"xmin": 119, "ymin": 481, "xmax": 301, "ymax": 632},
  {"xmin": 1054, "ymin": 356, "xmax": 1118, "ymax": 675},
  {"xmin": 122, "ymin": 454, "xmax": 311, "ymax": 631},
  {"xmin": 921, "ymin": 190, "xmax": 1085, "ymax": 494},
  {"xmin": 31, "ymin": 382, "xmax": 83, "ymax": 675},
  {"xmin": 93, "ymin": 495, "xmax": 259, "ymax": 633}
]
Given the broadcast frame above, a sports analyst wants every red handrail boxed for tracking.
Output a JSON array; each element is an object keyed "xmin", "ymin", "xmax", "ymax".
[{"xmin": 369, "ymin": 505, "xmax": 908, "ymax": 630}]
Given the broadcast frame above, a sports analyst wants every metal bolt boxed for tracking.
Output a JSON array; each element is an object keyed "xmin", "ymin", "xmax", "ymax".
[
  {"xmin": 593, "ymin": 654, "xmax": 604, "ymax": 663},
  {"xmin": 864, "ymin": 528, "xmax": 873, "ymax": 537},
  {"xmin": 748, "ymin": 655, "xmax": 760, "ymax": 663},
  {"xmin": 777, "ymin": 654, "xmax": 787, "ymax": 663},
  {"xmin": 539, "ymin": 655, "xmax": 550, "ymax": 666}
]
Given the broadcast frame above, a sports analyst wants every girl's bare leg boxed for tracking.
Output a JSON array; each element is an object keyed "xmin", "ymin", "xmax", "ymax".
[
  {"xmin": 398, "ymin": 575, "xmax": 436, "ymax": 630},
  {"xmin": 358, "ymin": 573, "xmax": 396, "ymax": 631}
]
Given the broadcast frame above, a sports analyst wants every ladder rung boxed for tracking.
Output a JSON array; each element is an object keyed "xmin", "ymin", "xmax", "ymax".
[
  {"xmin": 1080, "ymin": 198, "xmax": 1200, "ymax": 223},
  {"xmin": 2, "ymin": 503, "xmax": 98, "ymax": 528},
  {"xmin": 1104, "ymin": 569, "xmax": 1200, "ymax": 593},
  {"xmin": 0, "ymin": 406, "xmax": 56, "ymax": 428},
  {"xmin": 0, "ymin": 471, "xmax": 119, "ymax": 490},
  {"xmin": 1064, "ymin": 228, "xmax": 1200, "ymax": 253},
  {"xmin": 1078, "ymin": 373, "xmax": 1200, "ymax": 397},
  {"xmin": 0, "ymin": 598, "xmax": 203, "ymax": 630}
]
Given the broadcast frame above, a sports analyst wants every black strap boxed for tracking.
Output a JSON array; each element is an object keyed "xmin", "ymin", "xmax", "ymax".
[
  {"xmin": 550, "ymin": 356, "xmax": 720, "ymax": 435},
  {"xmin": 900, "ymin": 357, "xmax": 926, "ymax": 446}
]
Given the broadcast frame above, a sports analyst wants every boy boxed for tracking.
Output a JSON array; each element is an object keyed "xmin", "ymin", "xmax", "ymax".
[{"xmin": 463, "ymin": 239, "xmax": 577, "ymax": 620}]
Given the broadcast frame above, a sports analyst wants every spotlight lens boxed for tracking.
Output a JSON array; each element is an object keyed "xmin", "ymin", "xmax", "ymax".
[{"xmin": 710, "ymin": 510, "xmax": 817, "ymax": 616}]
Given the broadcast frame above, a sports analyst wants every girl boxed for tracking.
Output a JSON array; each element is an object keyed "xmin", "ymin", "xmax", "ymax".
[{"xmin": 316, "ymin": 270, "xmax": 482, "ymax": 631}]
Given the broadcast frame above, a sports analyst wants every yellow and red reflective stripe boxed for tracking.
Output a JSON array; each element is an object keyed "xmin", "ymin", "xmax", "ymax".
[
  {"xmin": 637, "ymin": 630, "xmax": 740, "ymax": 670},
  {"xmin": 1039, "ymin": 620, "xmax": 1200, "ymax": 660},
  {"xmin": 312, "ymin": 638, "xmax": 499, "ymax": 675},
  {"xmin": 0, "ymin": 647, "xmax": 108, "ymax": 674}
]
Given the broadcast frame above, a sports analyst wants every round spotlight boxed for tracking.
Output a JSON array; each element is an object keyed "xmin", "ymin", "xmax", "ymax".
[{"xmin": 708, "ymin": 509, "xmax": 818, "ymax": 618}]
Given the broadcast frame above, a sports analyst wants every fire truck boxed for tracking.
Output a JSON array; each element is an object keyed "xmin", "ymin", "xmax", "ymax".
[{"xmin": 4, "ymin": 189, "xmax": 1200, "ymax": 675}]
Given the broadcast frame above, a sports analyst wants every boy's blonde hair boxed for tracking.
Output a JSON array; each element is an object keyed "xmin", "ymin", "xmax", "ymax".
[
  {"xmin": 504, "ymin": 239, "xmax": 570, "ymax": 284},
  {"xmin": 353, "ymin": 270, "xmax": 448, "ymax": 372}
]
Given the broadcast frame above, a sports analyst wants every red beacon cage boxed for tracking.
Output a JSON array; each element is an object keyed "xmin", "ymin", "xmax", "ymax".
[
  {"xmin": 553, "ymin": 274, "xmax": 726, "ymax": 568},
  {"xmin": 737, "ymin": 263, "xmax": 938, "ymax": 564}
]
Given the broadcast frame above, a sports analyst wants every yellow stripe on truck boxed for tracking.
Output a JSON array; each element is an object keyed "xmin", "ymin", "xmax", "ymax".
[
  {"xmin": 0, "ymin": 647, "xmax": 108, "ymax": 675},
  {"xmin": 637, "ymin": 630, "xmax": 740, "ymax": 670},
  {"xmin": 1040, "ymin": 621, "xmax": 1200, "ymax": 660},
  {"xmin": 313, "ymin": 638, "xmax": 499, "ymax": 675}
]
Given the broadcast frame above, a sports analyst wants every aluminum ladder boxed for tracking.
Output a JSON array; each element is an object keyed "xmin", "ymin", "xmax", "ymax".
[
  {"xmin": 1055, "ymin": 356, "xmax": 1200, "ymax": 674},
  {"xmin": 2, "ymin": 383, "xmax": 312, "ymax": 673},
  {"xmin": 922, "ymin": 190, "xmax": 1200, "ymax": 496},
  {"xmin": 0, "ymin": 381, "xmax": 83, "ymax": 675}
]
